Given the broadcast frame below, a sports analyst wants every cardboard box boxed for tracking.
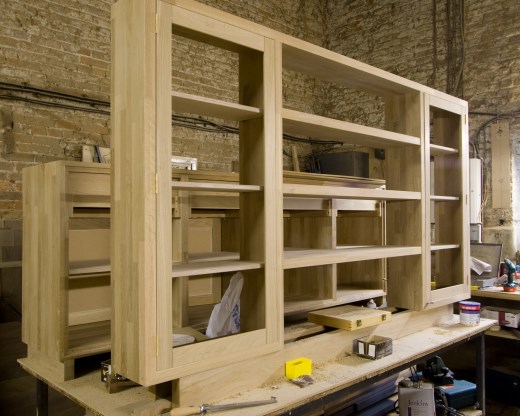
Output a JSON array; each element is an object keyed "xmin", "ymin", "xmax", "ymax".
[
  {"xmin": 481, "ymin": 306, "xmax": 520, "ymax": 328},
  {"xmin": 398, "ymin": 382, "xmax": 435, "ymax": 416},
  {"xmin": 355, "ymin": 335, "xmax": 392, "ymax": 360}
]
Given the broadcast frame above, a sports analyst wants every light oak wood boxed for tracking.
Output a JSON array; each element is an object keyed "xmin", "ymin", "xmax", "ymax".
[
  {"xmin": 172, "ymin": 259, "xmax": 262, "ymax": 277},
  {"xmin": 175, "ymin": 307, "xmax": 470, "ymax": 406},
  {"xmin": 472, "ymin": 286, "xmax": 520, "ymax": 301},
  {"xmin": 430, "ymin": 143, "xmax": 458, "ymax": 156},
  {"xmin": 22, "ymin": 161, "xmax": 112, "ymax": 381},
  {"xmin": 430, "ymin": 195, "xmax": 459, "ymax": 201},
  {"xmin": 172, "ymin": 181, "xmax": 260, "ymax": 192},
  {"xmin": 426, "ymin": 95, "xmax": 470, "ymax": 305},
  {"xmin": 111, "ymin": 0, "xmax": 469, "ymax": 393},
  {"xmin": 491, "ymin": 121, "xmax": 511, "ymax": 209},
  {"xmin": 283, "ymin": 108, "xmax": 420, "ymax": 148},
  {"xmin": 308, "ymin": 305, "xmax": 391, "ymax": 330},
  {"xmin": 284, "ymin": 289, "xmax": 386, "ymax": 315},
  {"xmin": 384, "ymin": 92, "xmax": 426, "ymax": 311},
  {"xmin": 19, "ymin": 310, "xmax": 494, "ymax": 415},
  {"xmin": 0, "ymin": 260, "xmax": 22, "ymax": 268},
  {"xmin": 283, "ymin": 184, "xmax": 420, "ymax": 200},
  {"xmin": 284, "ymin": 246, "xmax": 422, "ymax": 270},
  {"xmin": 431, "ymin": 244, "xmax": 460, "ymax": 251},
  {"xmin": 171, "ymin": 3, "xmax": 265, "ymax": 52},
  {"xmin": 22, "ymin": 0, "xmax": 470, "ymax": 403},
  {"xmin": 111, "ymin": 0, "xmax": 284, "ymax": 386},
  {"xmin": 172, "ymin": 91, "xmax": 261, "ymax": 121},
  {"xmin": 111, "ymin": 0, "xmax": 159, "ymax": 384}
]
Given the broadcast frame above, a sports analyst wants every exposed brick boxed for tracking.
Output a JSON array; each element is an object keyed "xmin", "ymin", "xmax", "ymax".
[{"xmin": 1, "ymin": 0, "xmax": 520, "ymax": 256}]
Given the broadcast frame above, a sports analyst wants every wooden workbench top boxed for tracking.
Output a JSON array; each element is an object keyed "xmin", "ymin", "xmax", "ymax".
[
  {"xmin": 472, "ymin": 286, "xmax": 520, "ymax": 301},
  {"xmin": 19, "ymin": 316, "xmax": 495, "ymax": 416}
]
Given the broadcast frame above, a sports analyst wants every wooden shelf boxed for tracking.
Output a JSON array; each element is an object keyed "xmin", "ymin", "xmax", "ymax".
[
  {"xmin": 485, "ymin": 327, "xmax": 520, "ymax": 341},
  {"xmin": 431, "ymin": 244, "xmax": 460, "ymax": 251},
  {"xmin": 284, "ymin": 288, "xmax": 385, "ymax": 315},
  {"xmin": 0, "ymin": 260, "xmax": 22, "ymax": 269},
  {"xmin": 430, "ymin": 144, "xmax": 458, "ymax": 156},
  {"xmin": 283, "ymin": 183, "xmax": 420, "ymax": 200},
  {"xmin": 172, "ymin": 259, "xmax": 262, "ymax": 278},
  {"xmin": 172, "ymin": 91, "xmax": 261, "ymax": 121},
  {"xmin": 70, "ymin": 253, "xmax": 254, "ymax": 278},
  {"xmin": 472, "ymin": 287, "xmax": 520, "ymax": 301},
  {"xmin": 189, "ymin": 251, "xmax": 239, "ymax": 262},
  {"xmin": 65, "ymin": 320, "xmax": 111, "ymax": 359},
  {"xmin": 172, "ymin": 181, "xmax": 261, "ymax": 192},
  {"xmin": 282, "ymin": 43, "xmax": 417, "ymax": 96},
  {"xmin": 431, "ymin": 195, "xmax": 459, "ymax": 201},
  {"xmin": 336, "ymin": 287, "xmax": 386, "ymax": 303},
  {"xmin": 283, "ymin": 246, "xmax": 421, "ymax": 269},
  {"xmin": 69, "ymin": 260, "xmax": 110, "ymax": 277},
  {"xmin": 283, "ymin": 108, "xmax": 420, "ymax": 148},
  {"xmin": 284, "ymin": 295, "xmax": 338, "ymax": 315}
]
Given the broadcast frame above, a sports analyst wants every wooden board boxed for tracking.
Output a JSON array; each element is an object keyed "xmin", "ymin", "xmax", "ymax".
[
  {"xmin": 308, "ymin": 305, "xmax": 391, "ymax": 330},
  {"xmin": 491, "ymin": 121, "xmax": 511, "ymax": 209},
  {"xmin": 18, "ymin": 311, "xmax": 493, "ymax": 415}
]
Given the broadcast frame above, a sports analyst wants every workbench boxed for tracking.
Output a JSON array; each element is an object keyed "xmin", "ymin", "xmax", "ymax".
[{"xmin": 19, "ymin": 317, "xmax": 495, "ymax": 416}]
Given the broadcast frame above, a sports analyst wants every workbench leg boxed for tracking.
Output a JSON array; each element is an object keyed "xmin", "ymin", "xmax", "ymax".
[
  {"xmin": 476, "ymin": 333, "xmax": 485, "ymax": 415},
  {"xmin": 36, "ymin": 378, "xmax": 48, "ymax": 416}
]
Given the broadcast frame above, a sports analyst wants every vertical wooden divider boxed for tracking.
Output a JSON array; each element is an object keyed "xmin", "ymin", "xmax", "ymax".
[
  {"xmin": 156, "ymin": 0, "xmax": 174, "ymax": 373},
  {"xmin": 385, "ymin": 92, "xmax": 426, "ymax": 310},
  {"xmin": 111, "ymin": 0, "xmax": 158, "ymax": 384}
]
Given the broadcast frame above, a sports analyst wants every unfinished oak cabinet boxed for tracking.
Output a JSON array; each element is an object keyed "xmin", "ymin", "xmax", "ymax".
[
  {"xmin": 111, "ymin": 0, "xmax": 470, "ymax": 387},
  {"xmin": 22, "ymin": 161, "xmax": 111, "ymax": 380},
  {"xmin": 112, "ymin": 0, "xmax": 283, "ymax": 386}
]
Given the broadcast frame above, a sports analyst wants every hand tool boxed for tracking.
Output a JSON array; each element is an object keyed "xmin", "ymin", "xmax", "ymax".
[
  {"xmin": 169, "ymin": 397, "xmax": 277, "ymax": 415},
  {"xmin": 504, "ymin": 258, "xmax": 519, "ymax": 292}
]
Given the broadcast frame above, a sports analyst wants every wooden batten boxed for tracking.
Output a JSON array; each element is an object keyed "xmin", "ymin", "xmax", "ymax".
[{"xmin": 111, "ymin": 0, "xmax": 159, "ymax": 384}]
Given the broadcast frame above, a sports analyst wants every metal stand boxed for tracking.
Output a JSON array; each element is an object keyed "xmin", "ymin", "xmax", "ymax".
[
  {"xmin": 36, "ymin": 378, "xmax": 48, "ymax": 416},
  {"xmin": 476, "ymin": 332, "xmax": 486, "ymax": 415}
]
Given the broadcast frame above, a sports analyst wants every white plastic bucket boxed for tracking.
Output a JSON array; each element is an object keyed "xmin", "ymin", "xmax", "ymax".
[{"xmin": 459, "ymin": 301, "xmax": 480, "ymax": 326}]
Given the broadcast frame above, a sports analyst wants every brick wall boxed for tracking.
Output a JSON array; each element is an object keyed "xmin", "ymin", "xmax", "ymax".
[
  {"xmin": 463, "ymin": 1, "xmax": 520, "ymax": 257},
  {"xmin": 0, "ymin": 0, "xmax": 325, "ymax": 223},
  {"xmin": 2, "ymin": 0, "xmax": 520, "ymax": 281},
  {"xmin": 325, "ymin": 0, "xmax": 520, "ymax": 257}
]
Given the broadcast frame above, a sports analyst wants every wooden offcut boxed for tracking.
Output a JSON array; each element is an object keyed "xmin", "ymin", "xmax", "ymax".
[{"xmin": 308, "ymin": 305, "xmax": 391, "ymax": 330}]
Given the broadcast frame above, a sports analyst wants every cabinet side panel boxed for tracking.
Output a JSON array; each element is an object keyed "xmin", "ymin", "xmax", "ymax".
[
  {"xmin": 111, "ymin": 0, "xmax": 158, "ymax": 384},
  {"xmin": 22, "ymin": 165, "xmax": 42, "ymax": 347},
  {"xmin": 23, "ymin": 162, "xmax": 67, "ymax": 361},
  {"xmin": 156, "ymin": 0, "xmax": 174, "ymax": 373},
  {"xmin": 385, "ymin": 92, "xmax": 426, "ymax": 310}
]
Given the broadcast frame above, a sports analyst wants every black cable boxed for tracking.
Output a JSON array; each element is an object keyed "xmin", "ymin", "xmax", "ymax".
[
  {"xmin": 0, "ymin": 81, "xmax": 109, "ymax": 106},
  {"xmin": 0, "ymin": 94, "xmax": 110, "ymax": 115},
  {"xmin": 1, "ymin": 83, "xmax": 345, "ymax": 145}
]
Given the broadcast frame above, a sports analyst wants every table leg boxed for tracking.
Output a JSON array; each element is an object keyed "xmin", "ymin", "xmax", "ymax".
[
  {"xmin": 36, "ymin": 378, "xmax": 48, "ymax": 416},
  {"xmin": 476, "ymin": 332, "xmax": 485, "ymax": 415}
]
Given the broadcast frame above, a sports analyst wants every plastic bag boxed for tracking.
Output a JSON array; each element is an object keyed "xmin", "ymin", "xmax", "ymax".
[{"xmin": 206, "ymin": 272, "xmax": 243, "ymax": 338}]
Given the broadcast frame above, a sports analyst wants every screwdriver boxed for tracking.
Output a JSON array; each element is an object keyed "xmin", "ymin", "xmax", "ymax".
[{"xmin": 169, "ymin": 397, "xmax": 278, "ymax": 415}]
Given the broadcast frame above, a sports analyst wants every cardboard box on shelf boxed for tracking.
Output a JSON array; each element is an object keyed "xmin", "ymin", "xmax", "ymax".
[{"xmin": 481, "ymin": 306, "xmax": 520, "ymax": 328}]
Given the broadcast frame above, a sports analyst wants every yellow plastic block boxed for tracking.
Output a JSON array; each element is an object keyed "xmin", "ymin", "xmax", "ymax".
[{"xmin": 285, "ymin": 357, "xmax": 312, "ymax": 379}]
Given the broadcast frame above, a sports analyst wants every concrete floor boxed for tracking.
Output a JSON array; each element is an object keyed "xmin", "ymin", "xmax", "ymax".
[{"xmin": 1, "ymin": 320, "xmax": 519, "ymax": 416}]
